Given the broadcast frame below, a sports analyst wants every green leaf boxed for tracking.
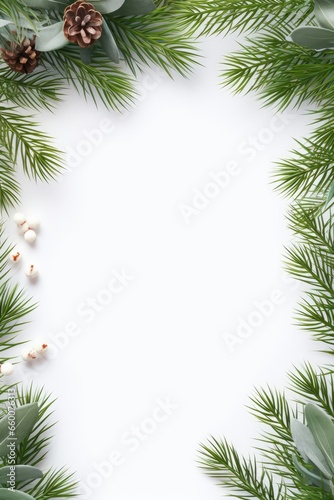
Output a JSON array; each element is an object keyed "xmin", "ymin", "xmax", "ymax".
[
  {"xmin": 290, "ymin": 417, "xmax": 332, "ymax": 478},
  {"xmin": 79, "ymin": 47, "xmax": 93, "ymax": 64},
  {"xmin": 0, "ymin": 403, "xmax": 39, "ymax": 457},
  {"xmin": 35, "ymin": 22, "xmax": 68, "ymax": 52},
  {"xmin": 113, "ymin": 0, "xmax": 156, "ymax": 16},
  {"xmin": 0, "ymin": 20, "xmax": 13, "ymax": 28},
  {"xmin": 0, "ymin": 466, "xmax": 43, "ymax": 484},
  {"xmin": 24, "ymin": 0, "xmax": 66, "ymax": 9},
  {"xmin": 100, "ymin": 18, "xmax": 119, "ymax": 63},
  {"xmin": 290, "ymin": 25, "xmax": 334, "ymax": 49},
  {"xmin": 306, "ymin": 403, "xmax": 334, "ymax": 474},
  {"xmin": 91, "ymin": 0, "xmax": 125, "ymax": 14},
  {"xmin": 0, "ymin": 489, "xmax": 35, "ymax": 499},
  {"xmin": 315, "ymin": 0, "xmax": 334, "ymax": 29},
  {"xmin": 292, "ymin": 454, "xmax": 332, "ymax": 490}
]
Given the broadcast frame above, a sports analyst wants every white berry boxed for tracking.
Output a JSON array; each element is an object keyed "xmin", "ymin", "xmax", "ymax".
[
  {"xmin": 14, "ymin": 213, "xmax": 26, "ymax": 225},
  {"xmin": 22, "ymin": 348, "xmax": 38, "ymax": 361},
  {"xmin": 19, "ymin": 222, "xmax": 29, "ymax": 234},
  {"xmin": 27, "ymin": 218, "xmax": 40, "ymax": 231},
  {"xmin": 34, "ymin": 342, "xmax": 48, "ymax": 353},
  {"xmin": 9, "ymin": 248, "xmax": 22, "ymax": 263},
  {"xmin": 24, "ymin": 229, "xmax": 37, "ymax": 243},
  {"xmin": 0, "ymin": 362, "xmax": 14, "ymax": 376},
  {"xmin": 25, "ymin": 264, "xmax": 39, "ymax": 279}
]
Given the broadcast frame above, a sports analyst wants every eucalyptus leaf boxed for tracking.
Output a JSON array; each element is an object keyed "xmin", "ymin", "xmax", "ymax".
[
  {"xmin": 79, "ymin": 47, "xmax": 93, "ymax": 64},
  {"xmin": 0, "ymin": 403, "xmax": 39, "ymax": 458},
  {"xmin": 35, "ymin": 22, "xmax": 68, "ymax": 52},
  {"xmin": 315, "ymin": 0, "xmax": 334, "ymax": 30},
  {"xmin": 91, "ymin": 0, "xmax": 125, "ymax": 14},
  {"xmin": 113, "ymin": 0, "xmax": 156, "ymax": 17},
  {"xmin": 292, "ymin": 454, "xmax": 332, "ymax": 491},
  {"xmin": 100, "ymin": 18, "xmax": 119, "ymax": 63},
  {"xmin": 0, "ymin": 489, "xmax": 35, "ymax": 499},
  {"xmin": 306, "ymin": 404, "xmax": 334, "ymax": 474},
  {"xmin": 0, "ymin": 466, "xmax": 43, "ymax": 485},
  {"xmin": 0, "ymin": 20, "xmax": 13, "ymax": 28},
  {"xmin": 24, "ymin": 0, "xmax": 66, "ymax": 9},
  {"xmin": 290, "ymin": 26, "xmax": 334, "ymax": 50},
  {"xmin": 290, "ymin": 417, "xmax": 332, "ymax": 478}
]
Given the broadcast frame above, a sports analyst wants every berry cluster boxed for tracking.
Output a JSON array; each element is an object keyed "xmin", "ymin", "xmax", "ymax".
[{"xmin": 10, "ymin": 212, "xmax": 40, "ymax": 278}]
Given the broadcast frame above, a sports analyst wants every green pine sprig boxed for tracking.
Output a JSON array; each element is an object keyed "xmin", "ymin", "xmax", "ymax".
[
  {"xmin": 170, "ymin": 0, "xmax": 314, "ymax": 37},
  {"xmin": 106, "ymin": 5, "xmax": 199, "ymax": 77},
  {"xmin": 42, "ymin": 44, "xmax": 136, "ymax": 110},
  {"xmin": 0, "ymin": 226, "xmax": 36, "ymax": 361},
  {"xmin": 0, "ymin": 384, "xmax": 78, "ymax": 500},
  {"xmin": 200, "ymin": 365, "xmax": 334, "ymax": 500}
]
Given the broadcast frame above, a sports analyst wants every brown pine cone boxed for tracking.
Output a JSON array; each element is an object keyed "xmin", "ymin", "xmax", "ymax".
[
  {"xmin": 63, "ymin": 1, "xmax": 103, "ymax": 48},
  {"xmin": 0, "ymin": 36, "xmax": 41, "ymax": 74}
]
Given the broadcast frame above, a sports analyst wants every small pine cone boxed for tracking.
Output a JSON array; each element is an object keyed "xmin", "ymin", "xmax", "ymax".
[
  {"xmin": 64, "ymin": 1, "xmax": 103, "ymax": 48},
  {"xmin": 0, "ymin": 36, "xmax": 40, "ymax": 74}
]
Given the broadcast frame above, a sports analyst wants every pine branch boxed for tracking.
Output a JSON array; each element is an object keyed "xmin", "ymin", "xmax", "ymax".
[
  {"xmin": 28, "ymin": 468, "xmax": 77, "ymax": 500},
  {"xmin": 200, "ymin": 365, "xmax": 334, "ymax": 499},
  {"xmin": 289, "ymin": 363, "xmax": 334, "ymax": 417},
  {"xmin": 169, "ymin": 0, "xmax": 313, "ymax": 37},
  {"xmin": 283, "ymin": 203, "xmax": 334, "ymax": 350},
  {"xmin": 0, "ymin": 147, "xmax": 20, "ymax": 213},
  {"xmin": 0, "ymin": 66, "xmax": 64, "ymax": 112},
  {"xmin": 15, "ymin": 385, "xmax": 55, "ymax": 467},
  {"xmin": 222, "ymin": 25, "xmax": 334, "ymax": 111},
  {"xmin": 0, "ymin": 282, "xmax": 36, "ymax": 358},
  {"xmin": 0, "ymin": 105, "xmax": 64, "ymax": 181},
  {"xmin": 199, "ymin": 437, "xmax": 286, "ymax": 500},
  {"xmin": 42, "ymin": 45, "xmax": 136, "ymax": 110},
  {"xmin": 0, "ymin": 0, "xmax": 39, "ymax": 33},
  {"xmin": 107, "ymin": 6, "xmax": 199, "ymax": 76},
  {"xmin": 274, "ymin": 138, "xmax": 334, "ymax": 199},
  {"xmin": 0, "ymin": 385, "xmax": 77, "ymax": 499}
]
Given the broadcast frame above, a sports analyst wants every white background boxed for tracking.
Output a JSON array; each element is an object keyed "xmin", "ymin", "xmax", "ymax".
[{"xmin": 4, "ymin": 35, "xmax": 327, "ymax": 499}]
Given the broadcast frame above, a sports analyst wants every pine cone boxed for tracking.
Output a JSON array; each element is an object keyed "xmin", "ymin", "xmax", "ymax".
[
  {"xmin": 63, "ymin": 1, "xmax": 103, "ymax": 48},
  {"xmin": 0, "ymin": 36, "xmax": 41, "ymax": 74}
]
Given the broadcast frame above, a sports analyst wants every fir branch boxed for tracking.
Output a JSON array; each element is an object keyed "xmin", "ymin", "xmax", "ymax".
[
  {"xmin": 107, "ymin": 6, "xmax": 199, "ymax": 76},
  {"xmin": 0, "ymin": 147, "xmax": 20, "ymax": 213},
  {"xmin": 42, "ymin": 45, "xmax": 136, "ymax": 110},
  {"xmin": 288, "ymin": 363, "xmax": 334, "ymax": 417},
  {"xmin": 199, "ymin": 436, "xmax": 286, "ymax": 500},
  {"xmin": 248, "ymin": 387, "xmax": 294, "ymax": 444},
  {"xmin": 222, "ymin": 25, "xmax": 334, "ymax": 111},
  {"xmin": 0, "ymin": 0, "xmax": 39, "ymax": 33},
  {"xmin": 0, "ymin": 227, "xmax": 36, "ymax": 360},
  {"xmin": 283, "ymin": 203, "xmax": 334, "ymax": 350},
  {"xmin": 15, "ymin": 385, "xmax": 55, "ymax": 466},
  {"xmin": 28, "ymin": 467, "xmax": 77, "ymax": 500},
  {"xmin": 0, "ymin": 282, "xmax": 36, "ymax": 357},
  {"xmin": 169, "ymin": 0, "xmax": 313, "ymax": 37},
  {"xmin": 1, "ymin": 386, "xmax": 78, "ymax": 499},
  {"xmin": 274, "ymin": 137, "xmax": 334, "ymax": 199},
  {"xmin": 0, "ymin": 66, "xmax": 64, "ymax": 112},
  {"xmin": 200, "ymin": 365, "xmax": 334, "ymax": 499},
  {"xmin": 0, "ymin": 105, "xmax": 64, "ymax": 181}
]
